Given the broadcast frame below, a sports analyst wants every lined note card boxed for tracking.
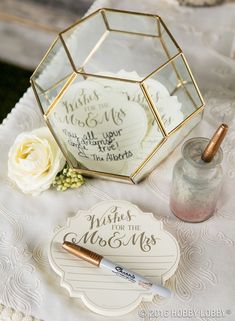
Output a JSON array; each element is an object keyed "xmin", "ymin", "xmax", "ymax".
[{"xmin": 49, "ymin": 200, "xmax": 180, "ymax": 316}]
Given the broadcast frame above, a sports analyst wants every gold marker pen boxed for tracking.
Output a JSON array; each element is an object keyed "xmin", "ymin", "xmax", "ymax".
[
  {"xmin": 201, "ymin": 123, "xmax": 228, "ymax": 162},
  {"xmin": 63, "ymin": 240, "xmax": 171, "ymax": 298}
]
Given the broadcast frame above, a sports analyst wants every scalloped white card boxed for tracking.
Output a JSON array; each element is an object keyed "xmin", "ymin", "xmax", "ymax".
[{"xmin": 48, "ymin": 200, "xmax": 180, "ymax": 316}]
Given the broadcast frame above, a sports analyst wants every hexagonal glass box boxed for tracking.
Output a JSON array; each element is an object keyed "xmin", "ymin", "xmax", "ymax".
[{"xmin": 31, "ymin": 8, "xmax": 204, "ymax": 184}]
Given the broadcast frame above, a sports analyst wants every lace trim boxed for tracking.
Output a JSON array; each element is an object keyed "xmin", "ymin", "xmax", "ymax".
[
  {"xmin": 0, "ymin": 304, "xmax": 42, "ymax": 321},
  {"xmin": 0, "ymin": 87, "xmax": 33, "ymax": 130}
]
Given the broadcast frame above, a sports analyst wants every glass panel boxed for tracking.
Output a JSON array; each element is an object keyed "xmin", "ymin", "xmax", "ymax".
[
  {"xmin": 46, "ymin": 118, "xmax": 79, "ymax": 169},
  {"xmin": 133, "ymin": 111, "xmax": 202, "ymax": 182},
  {"xmin": 144, "ymin": 54, "xmax": 203, "ymax": 134},
  {"xmin": 83, "ymin": 32, "xmax": 172, "ymax": 80},
  {"xmin": 47, "ymin": 73, "xmax": 164, "ymax": 176},
  {"xmin": 160, "ymin": 27, "xmax": 180, "ymax": 59},
  {"xmin": 105, "ymin": 10, "xmax": 158, "ymax": 36},
  {"xmin": 31, "ymin": 37, "xmax": 74, "ymax": 113},
  {"xmin": 60, "ymin": 11, "xmax": 107, "ymax": 72},
  {"xmin": 174, "ymin": 55, "xmax": 203, "ymax": 109}
]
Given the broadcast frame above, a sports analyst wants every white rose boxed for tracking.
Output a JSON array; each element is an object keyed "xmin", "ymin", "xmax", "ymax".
[{"xmin": 8, "ymin": 127, "xmax": 66, "ymax": 196}]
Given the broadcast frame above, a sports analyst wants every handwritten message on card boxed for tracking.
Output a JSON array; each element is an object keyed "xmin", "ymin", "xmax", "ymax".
[
  {"xmin": 51, "ymin": 71, "xmax": 184, "ymax": 175},
  {"xmin": 52, "ymin": 81, "xmax": 148, "ymax": 173}
]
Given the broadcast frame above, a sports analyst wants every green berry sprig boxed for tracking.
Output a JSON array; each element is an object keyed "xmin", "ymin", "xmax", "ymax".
[{"xmin": 52, "ymin": 164, "xmax": 85, "ymax": 191}]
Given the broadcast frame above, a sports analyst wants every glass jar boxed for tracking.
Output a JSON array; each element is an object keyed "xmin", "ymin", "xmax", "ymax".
[{"xmin": 170, "ymin": 137, "xmax": 223, "ymax": 223}]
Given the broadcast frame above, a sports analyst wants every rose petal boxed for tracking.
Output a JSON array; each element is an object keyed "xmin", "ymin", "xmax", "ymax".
[{"xmin": 8, "ymin": 127, "xmax": 66, "ymax": 195}]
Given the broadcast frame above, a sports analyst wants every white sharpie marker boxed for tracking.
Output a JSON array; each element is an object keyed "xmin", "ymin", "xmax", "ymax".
[{"xmin": 62, "ymin": 240, "xmax": 171, "ymax": 298}]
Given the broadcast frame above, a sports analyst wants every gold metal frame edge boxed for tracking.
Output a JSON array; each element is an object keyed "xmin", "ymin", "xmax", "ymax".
[
  {"xmin": 31, "ymin": 79, "xmax": 45, "ymax": 115},
  {"xmin": 75, "ymin": 71, "xmax": 141, "ymax": 83},
  {"xmin": 158, "ymin": 17, "xmax": 182, "ymax": 51},
  {"xmin": 140, "ymin": 83, "xmax": 168, "ymax": 137},
  {"xmin": 130, "ymin": 137, "xmax": 167, "ymax": 180},
  {"xmin": 168, "ymin": 105, "xmax": 204, "ymax": 136},
  {"xmin": 44, "ymin": 118, "xmax": 75, "ymax": 168},
  {"xmin": 45, "ymin": 72, "xmax": 77, "ymax": 117},
  {"xmin": 181, "ymin": 53, "xmax": 205, "ymax": 106},
  {"xmin": 59, "ymin": 8, "xmax": 102, "ymax": 35},
  {"xmin": 30, "ymin": 36, "xmax": 59, "ymax": 81},
  {"xmin": 74, "ymin": 168, "xmax": 133, "ymax": 183},
  {"xmin": 141, "ymin": 51, "xmax": 182, "ymax": 82},
  {"xmin": 102, "ymin": 8, "xmax": 160, "ymax": 19}
]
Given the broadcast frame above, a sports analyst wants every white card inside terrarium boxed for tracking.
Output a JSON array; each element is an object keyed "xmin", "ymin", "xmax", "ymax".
[{"xmin": 50, "ymin": 71, "xmax": 184, "ymax": 175}]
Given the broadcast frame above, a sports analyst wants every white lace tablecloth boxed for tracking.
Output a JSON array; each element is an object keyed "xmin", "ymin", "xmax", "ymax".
[{"xmin": 0, "ymin": 1, "xmax": 235, "ymax": 320}]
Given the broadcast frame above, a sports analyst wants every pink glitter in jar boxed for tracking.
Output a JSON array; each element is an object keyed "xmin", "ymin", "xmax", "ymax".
[{"xmin": 170, "ymin": 137, "xmax": 223, "ymax": 223}]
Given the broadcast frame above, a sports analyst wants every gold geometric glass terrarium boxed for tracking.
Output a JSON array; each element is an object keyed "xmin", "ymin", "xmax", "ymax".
[{"xmin": 31, "ymin": 8, "xmax": 204, "ymax": 184}]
